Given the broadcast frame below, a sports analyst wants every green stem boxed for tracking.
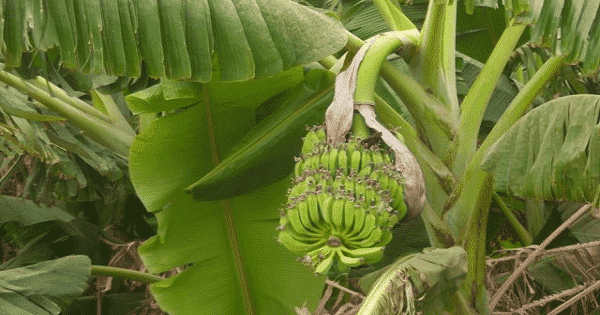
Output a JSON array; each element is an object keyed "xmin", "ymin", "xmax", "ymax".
[
  {"xmin": 0, "ymin": 68, "xmax": 133, "ymax": 156},
  {"xmin": 372, "ymin": 0, "xmax": 402, "ymax": 31},
  {"xmin": 493, "ymin": 193, "xmax": 533, "ymax": 246},
  {"xmin": 91, "ymin": 265, "xmax": 163, "ymax": 284},
  {"xmin": 318, "ymin": 55, "xmax": 338, "ymax": 70},
  {"xmin": 442, "ymin": 0, "xmax": 458, "ymax": 111},
  {"xmin": 415, "ymin": 0, "xmax": 453, "ymax": 108},
  {"xmin": 354, "ymin": 36, "xmax": 403, "ymax": 103},
  {"xmin": 450, "ymin": 56, "xmax": 567, "ymax": 299},
  {"xmin": 451, "ymin": 23, "xmax": 527, "ymax": 175},
  {"xmin": 345, "ymin": 32, "xmax": 455, "ymax": 154},
  {"xmin": 451, "ymin": 291, "xmax": 478, "ymax": 315},
  {"xmin": 30, "ymin": 76, "xmax": 112, "ymax": 123},
  {"xmin": 460, "ymin": 173, "xmax": 494, "ymax": 311},
  {"xmin": 476, "ymin": 54, "xmax": 567, "ymax": 162},
  {"xmin": 443, "ymin": 55, "xmax": 568, "ymax": 222},
  {"xmin": 421, "ymin": 201, "xmax": 455, "ymax": 248},
  {"xmin": 374, "ymin": 94, "xmax": 456, "ymax": 194},
  {"xmin": 320, "ymin": 52, "xmax": 457, "ymax": 208},
  {"xmin": 373, "ymin": 0, "xmax": 418, "ymax": 31},
  {"xmin": 90, "ymin": 89, "xmax": 136, "ymax": 136},
  {"xmin": 351, "ymin": 114, "xmax": 370, "ymax": 139}
]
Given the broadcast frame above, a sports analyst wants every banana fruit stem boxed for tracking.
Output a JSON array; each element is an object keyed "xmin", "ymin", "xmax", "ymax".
[{"xmin": 351, "ymin": 114, "xmax": 370, "ymax": 139}]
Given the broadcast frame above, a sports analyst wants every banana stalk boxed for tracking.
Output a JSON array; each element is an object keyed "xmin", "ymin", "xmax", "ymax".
[{"xmin": 277, "ymin": 31, "xmax": 426, "ymax": 276}]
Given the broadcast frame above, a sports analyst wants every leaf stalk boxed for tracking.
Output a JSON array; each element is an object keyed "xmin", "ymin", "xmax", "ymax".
[{"xmin": 91, "ymin": 265, "xmax": 163, "ymax": 284}]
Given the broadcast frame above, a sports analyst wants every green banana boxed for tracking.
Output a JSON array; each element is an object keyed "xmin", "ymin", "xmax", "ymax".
[
  {"xmin": 318, "ymin": 148, "xmax": 330, "ymax": 169},
  {"xmin": 288, "ymin": 180, "xmax": 308, "ymax": 199},
  {"xmin": 341, "ymin": 175, "xmax": 352, "ymax": 196},
  {"xmin": 343, "ymin": 199, "xmax": 356, "ymax": 235},
  {"xmin": 297, "ymin": 198, "xmax": 319, "ymax": 233},
  {"xmin": 338, "ymin": 248, "xmax": 366, "ymax": 267},
  {"xmin": 279, "ymin": 224, "xmax": 322, "ymax": 243},
  {"xmin": 294, "ymin": 157, "xmax": 305, "ymax": 177},
  {"xmin": 319, "ymin": 194, "xmax": 335, "ymax": 226},
  {"xmin": 351, "ymin": 203, "xmax": 367, "ymax": 234},
  {"xmin": 314, "ymin": 247, "xmax": 335, "ymax": 274},
  {"xmin": 306, "ymin": 193, "xmax": 323, "ymax": 229},
  {"xmin": 391, "ymin": 180, "xmax": 405, "ymax": 209},
  {"xmin": 377, "ymin": 171, "xmax": 390, "ymax": 192},
  {"xmin": 330, "ymin": 147, "xmax": 342, "ymax": 175},
  {"xmin": 350, "ymin": 149, "xmax": 361, "ymax": 173},
  {"xmin": 348, "ymin": 212, "xmax": 377, "ymax": 240},
  {"xmin": 277, "ymin": 230, "xmax": 325, "ymax": 254},
  {"xmin": 371, "ymin": 149, "xmax": 384, "ymax": 167},
  {"xmin": 347, "ymin": 226, "xmax": 382, "ymax": 248},
  {"xmin": 278, "ymin": 120, "xmax": 413, "ymax": 276},
  {"xmin": 308, "ymin": 152, "xmax": 321, "ymax": 170},
  {"xmin": 315, "ymin": 127, "xmax": 327, "ymax": 143},
  {"xmin": 331, "ymin": 197, "xmax": 346, "ymax": 231},
  {"xmin": 337, "ymin": 148, "xmax": 349, "ymax": 176},
  {"xmin": 355, "ymin": 177, "xmax": 367, "ymax": 199},
  {"xmin": 358, "ymin": 147, "xmax": 373, "ymax": 176},
  {"xmin": 365, "ymin": 186, "xmax": 376, "ymax": 205},
  {"xmin": 375, "ymin": 229, "xmax": 393, "ymax": 247},
  {"xmin": 341, "ymin": 246, "xmax": 385, "ymax": 264},
  {"xmin": 376, "ymin": 206, "xmax": 390, "ymax": 226},
  {"xmin": 302, "ymin": 129, "xmax": 322, "ymax": 155},
  {"xmin": 287, "ymin": 208, "xmax": 321, "ymax": 237}
]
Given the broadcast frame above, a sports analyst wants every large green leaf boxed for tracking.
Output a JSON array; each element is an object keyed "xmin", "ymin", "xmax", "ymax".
[
  {"xmin": 128, "ymin": 68, "xmax": 304, "ymax": 210},
  {"xmin": 481, "ymin": 94, "xmax": 600, "ymax": 203},
  {"xmin": 1, "ymin": 0, "xmax": 347, "ymax": 81},
  {"xmin": 128, "ymin": 72, "xmax": 333, "ymax": 313},
  {"xmin": 185, "ymin": 69, "xmax": 335, "ymax": 201},
  {"xmin": 0, "ymin": 255, "xmax": 90, "ymax": 314}
]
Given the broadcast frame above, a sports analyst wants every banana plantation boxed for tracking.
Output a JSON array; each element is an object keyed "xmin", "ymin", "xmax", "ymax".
[{"xmin": 1, "ymin": 0, "xmax": 600, "ymax": 314}]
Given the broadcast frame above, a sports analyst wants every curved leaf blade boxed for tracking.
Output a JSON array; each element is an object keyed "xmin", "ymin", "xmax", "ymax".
[
  {"xmin": 481, "ymin": 94, "xmax": 600, "ymax": 203},
  {"xmin": 185, "ymin": 69, "xmax": 335, "ymax": 201}
]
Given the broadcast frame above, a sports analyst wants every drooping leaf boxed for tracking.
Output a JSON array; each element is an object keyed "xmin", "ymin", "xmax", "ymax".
[
  {"xmin": 0, "ymin": 83, "xmax": 131, "ymax": 204},
  {"xmin": 0, "ymin": 0, "xmax": 347, "ymax": 81},
  {"xmin": 455, "ymin": 52, "xmax": 520, "ymax": 125},
  {"xmin": 0, "ymin": 195, "xmax": 74, "ymax": 225},
  {"xmin": 0, "ymin": 255, "xmax": 90, "ymax": 314},
  {"xmin": 357, "ymin": 246, "xmax": 467, "ymax": 315},
  {"xmin": 481, "ymin": 94, "xmax": 600, "ymax": 203},
  {"xmin": 185, "ymin": 69, "xmax": 335, "ymax": 201},
  {"xmin": 468, "ymin": 0, "xmax": 600, "ymax": 76}
]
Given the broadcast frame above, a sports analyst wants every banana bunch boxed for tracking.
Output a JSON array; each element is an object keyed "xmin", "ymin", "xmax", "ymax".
[{"xmin": 277, "ymin": 125, "xmax": 407, "ymax": 275}]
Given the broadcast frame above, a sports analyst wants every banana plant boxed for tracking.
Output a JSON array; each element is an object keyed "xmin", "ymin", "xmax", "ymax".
[{"xmin": 2, "ymin": 0, "xmax": 600, "ymax": 314}]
